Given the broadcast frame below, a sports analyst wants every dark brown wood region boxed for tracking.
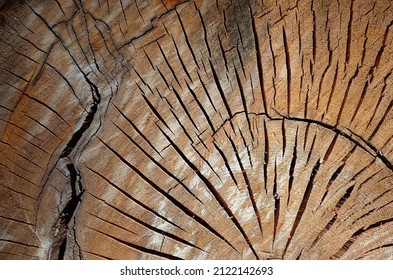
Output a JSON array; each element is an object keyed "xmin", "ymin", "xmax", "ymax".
[{"xmin": 0, "ymin": 0, "xmax": 392, "ymax": 260}]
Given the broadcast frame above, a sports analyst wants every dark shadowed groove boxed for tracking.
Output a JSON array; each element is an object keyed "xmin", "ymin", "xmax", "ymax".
[
  {"xmin": 172, "ymin": 87, "xmax": 201, "ymax": 133},
  {"xmin": 238, "ymin": 125, "xmax": 253, "ymax": 169},
  {"xmin": 368, "ymin": 100, "xmax": 393, "ymax": 142},
  {"xmin": 119, "ymin": 0, "xmax": 128, "ymax": 25},
  {"xmin": 360, "ymin": 22, "xmax": 369, "ymax": 66},
  {"xmin": 87, "ymin": 192, "xmax": 206, "ymax": 253},
  {"xmin": 331, "ymin": 227, "xmax": 362, "ymax": 259},
  {"xmin": 234, "ymin": 66, "xmax": 254, "ymax": 142},
  {"xmin": 321, "ymin": 146, "xmax": 355, "ymax": 204},
  {"xmin": 304, "ymin": 86, "xmax": 309, "ymax": 119},
  {"xmin": 262, "ymin": 119, "xmax": 269, "ymax": 194},
  {"xmin": 111, "ymin": 121, "xmax": 204, "ymax": 204},
  {"xmin": 249, "ymin": 73, "xmax": 257, "ymax": 105},
  {"xmin": 156, "ymin": 42, "xmax": 182, "ymax": 88},
  {"xmin": 212, "ymin": 141, "xmax": 239, "ymax": 188},
  {"xmin": 311, "ymin": 5, "xmax": 316, "ymax": 65},
  {"xmin": 158, "ymin": 126, "xmax": 259, "ymax": 259},
  {"xmin": 26, "ymin": 95, "xmax": 70, "ymax": 127},
  {"xmin": 0, "ymin": 238, "xmax": 40, "ymax": 249},
  {"xmin": 0, "ymin": 182, "xmax": 37, "ymax": 201},
  {"xmin": 366, "ymin": 71, "xmax": 391, "ymax": 129},
  {"xmin": 51, "ymin": 162, "xmax": 85, "ymax": 259},
  {"xmin": 282, "ymin": 119, "xmax": 286, "ymax": 157},
  {"xmin": 96, "ymin": 137, "xmax": 240, "ymax": 254},
  {"xmin": 190, "ymin": 144, "xmax": 223, "ymax": 183},
  {"xmin": 60, "ymin": 76, "xmax": 100, "ymax": 158},
  {"xmin": 353, "ymin": 194, "xmax": 393, "ymax": 227},
  {"xmin": 168, "ymin": 108, "xmax": 195, "ymax": 144},
  {"xmin": 273, "ymin": 114, "xmax": 393, "ymax": 171},
  {"xmin": 85, "ymin": 166, "xmax": 184, "ymax": 231},
  {"xmin": 0, "ymin": 153, "xmax": 34, "ymax": 175},
  {"xmin": 336, "ymin": 66, "xmax": 359, "ymax": 126},
  {"xmin": 323, "ymin": 134, "xmax": 338, "ymax": 163},
  {"xmin": 69, "ymin": 23, "xmax": 94, "ymax": 73},
  {"xmin": 266, "ymin": 24, "xmax": 277, "ymax": 79},
  {"xmin": 360, "ymin": 217, "xmax": 393, "ymax": 235},
  {"xmin": 3, "ymin": 127, "xmax": 49, "ymax": 156},
  {"xmin": 272, "ymin": 158, "xmax": 280, "ymax": 245},
  {"xmin": 335, "ymin": 185, "xmax": 355, "ymax": 207},
  {"xmin": 282, "ymin": 26, "xmax": 291, "ymax": 115},
  {"xmin": 350, "ymin": 78, "xmax": 369, "ymax": 125},
  {"xmin": 80, "ymin": 5, "xmax": 103, "ymax": 75},
  {"xmin": 0, "ymin": 140, "xmax": 44, "ymax": 170},
  {"xmin": 4, "ymin": 165, "xmax": 38, "ymax": 188},
  {"xmin": 185, "ymin": 82, "xmax": 215, "ymax": 132},
  {"xmin": 361, "ymin": 244, "xmax": 393, "ymax": 258},
  {"xmin": 82, "ymin": 250, "xmax": 113, "ymax": 260},
  {"xmin": 45, "ymin": 62, "xmax": 82, "ymax": 104},
  {"xmin": 85, "ymin": 208, "xmax": 139, "ymax": 236},
  {"xmin": 0, "ymin": 251, "xmax": 39, "ymax": 260},
  {"xmin": 113, "ymin": 104, "xmax": 164, "ymax": 159},
  {"xmin": 236, "ymin": 44, "xmax": 247, "ymax": 78},
  {"xmin": 0, "ymin": 66, "xmax": 28, "ymax": 83},
  {"xmin": 356, "ymin": 168, "xmax": 383, "ymax": 193},
  {"xmin": 367, "ymin": 19, "xmax": 393, "ymax": 83},
  {"xmin": 133, "ymin": 66, "xmax": 155, "ymax": 94},
  {"xmin": 329, "ymin": 184, "xmax": 356, "ymax": 233},
  {"xmin": 117, "ymin": 25, "xmax": 156, "ymax": 50},
  {"xmin": 156, "ymin": 66, "xmax": 172, "ymax": 89},
  {"xmin": 139, "ymin": 91, "xmax": 174, "ymax": 134},
  {"xmin": 217, "ymin": 34, "xmax": 230, "ymax": 73},
  {"xmin": 345, "ymin": 0, "xmax": 354, "ymax": 66},
  {"xmin": 287, "ymin": 127, "xmax": 298, "ymax": 205},
  {"xmin": 283, "ymin": 159, "xmax": 321, "ymax": 257},
  {"xmin": 1, "ymin": 119, "xmax": 44, "ymax": 144},
  {"xmin": 143, "ymin": 49, "xmax": 156, "ymax": 70},
  {"xmin": 0, "ymin": 215, "xmax": 35, "ymax": 226},
  {"xmin": 320, "ymin": 164, "xmax": 344, "ymax": 204},
  {"xmin": 197, "ymin": 72, "xmax": 219, "ymax": 113},
  {"xmin": 87, "ymin": 227, "xmax": 183, "ymax": 260},
  {"xmin": 170, "ymin": 36, "xmax": 193, "ymax": 82},
  {"xmin": 251, "ymin": 15, "xmax": 268, "ymax": 113},
  {"xmin": 309, "ymin": 213, "xmax": 337, "ymax": 251},
  {"xmin": 193, "ymin": 2, "xmax": 212, "ymax": 58},
  {"xmin": 368, "ymin": 185, "xmax": 393, "ymax": 210},
  {"xmin": 209, "ymin": 60, "xmax": 234, "ymax": 129},
  {"xmin": 323, "ymin": 61, "xmax": 339, "ymax": 119},
  {"xmin": 175, "ymin": 10, "xmax": 200, "ymax": 69},
  {"xmin": 236, "ymin": 20, "xmax": 245, "ymax": 50},
  {"xmin": 316, "ymin": 32, "xmax": 333, "ymax": 110},
  {"xmin": 303, "ymin": 122, "xmax": 310, "ymax": 151},
  {"xmin": 224, "ymin": 129, "xmax": 263, "ymax": 237}
]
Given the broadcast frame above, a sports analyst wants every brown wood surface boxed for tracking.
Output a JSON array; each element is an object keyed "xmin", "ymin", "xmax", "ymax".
[{"xmin": 0, "ymin": 0, "xmax": 392, "ymax": 259}]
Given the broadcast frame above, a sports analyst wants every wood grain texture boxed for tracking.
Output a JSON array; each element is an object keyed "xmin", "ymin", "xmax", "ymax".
[{"xmin": 0, "ymin": 0, "xmax": 392, "ymax": 260}]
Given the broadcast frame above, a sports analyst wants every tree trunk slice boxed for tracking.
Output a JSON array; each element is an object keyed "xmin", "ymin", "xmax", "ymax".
[{"xmin": 0, "ymin": 0, "xmax": 392, "ymax": 260}]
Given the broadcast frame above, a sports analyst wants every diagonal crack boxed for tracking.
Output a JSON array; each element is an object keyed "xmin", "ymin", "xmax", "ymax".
[
  {"xmin": 49, "ymin": 160, "xmax": 85, "ymax": 259},
  {"xmin": 60, "ymin": 76, "xmax": 101, "ymax": 158}
]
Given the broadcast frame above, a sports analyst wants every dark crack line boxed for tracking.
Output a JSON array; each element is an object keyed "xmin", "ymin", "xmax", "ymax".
[
  {"xmin": 50, "ymin": 162, "xmax": 85, "ymax": 259},
  {"xmin": 220, "ymin": 110, "xmax": 393, "ymax": 172},
  {"xmin": 60, "ymin": 76, "xmax": 101, "ymax": 158}
]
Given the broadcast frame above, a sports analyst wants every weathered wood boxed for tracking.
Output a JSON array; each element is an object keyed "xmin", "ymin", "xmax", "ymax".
[{"xmin": 0, "ymin": 0, "xmax": 392, "ymax": 259}]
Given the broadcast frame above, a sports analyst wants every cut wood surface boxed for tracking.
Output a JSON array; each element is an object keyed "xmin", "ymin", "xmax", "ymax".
[{"xmin": 0, "ymin": 0, "xmax": 392, "ymax": 260}]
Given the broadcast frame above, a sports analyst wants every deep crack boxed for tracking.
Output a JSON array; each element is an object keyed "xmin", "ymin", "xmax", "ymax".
[
  {"xmin": 60, "ymin": 76, "xmax": 101, "ymax": 158},
  {"xmin": 50, "ymin": 162, "xmax": 85, "ymax": 259}
]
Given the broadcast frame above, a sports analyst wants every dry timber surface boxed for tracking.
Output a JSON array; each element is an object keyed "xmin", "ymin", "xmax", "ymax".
[{"xmin": 0, "ymin": 0, "xmax": 392, "ymax": 260}]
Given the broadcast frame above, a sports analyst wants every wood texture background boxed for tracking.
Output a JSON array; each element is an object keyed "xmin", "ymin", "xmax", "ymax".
[{"xmin": 0, "ymin": 0, "xmax": 392, "ymax": 259}]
